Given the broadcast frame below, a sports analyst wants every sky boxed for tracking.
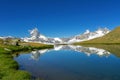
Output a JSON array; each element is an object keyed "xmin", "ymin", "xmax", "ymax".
[{"xmin": 0, "ymin": 0, "xmax": 120, "ymax": 38}]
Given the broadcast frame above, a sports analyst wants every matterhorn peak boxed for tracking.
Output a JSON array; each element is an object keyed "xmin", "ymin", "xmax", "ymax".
[
  {"xmin": 29, "ymin": 28, "xmax": 40, "ymax": 39},
  {"xmin": 84, "ymin": 29, "xmax": 90, "ymax": 34}
]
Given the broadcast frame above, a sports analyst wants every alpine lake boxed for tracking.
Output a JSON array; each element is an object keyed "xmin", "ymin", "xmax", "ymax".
[{"xmin": 14, "ymin": 45, "xmax": 120, "ymax": 80}]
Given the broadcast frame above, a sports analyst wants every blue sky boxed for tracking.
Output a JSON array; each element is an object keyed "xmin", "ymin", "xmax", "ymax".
[{"xmin": 0, "ymin": 0, "xmax": 120, "ymax": 38}]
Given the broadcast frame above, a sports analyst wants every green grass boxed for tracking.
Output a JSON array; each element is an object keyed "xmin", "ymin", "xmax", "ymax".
[
  {"xmin": 0, "ymin": 50, "xmax": 31, "ymax": 80},
  {"xmin": 0, "ymin": 40, "xmax": 54, "ymax": 80},
  {"xmin": 2, "ymin": 70, "xmax": 31, "ymax": 80}
]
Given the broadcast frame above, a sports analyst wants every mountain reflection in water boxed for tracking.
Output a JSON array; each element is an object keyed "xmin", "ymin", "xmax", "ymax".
[
  {"xmin": 31, "ymin": 45, "xmax": 110, "ymax": 60},
  {"xmin": 14, "ymin": 45, "xmax": 120, "ymax": 80}
]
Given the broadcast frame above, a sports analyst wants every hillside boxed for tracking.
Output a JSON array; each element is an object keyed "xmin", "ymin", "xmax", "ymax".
[{"xmin": 74, "ymin": 26, "xmax": 120, "ymax": 44}]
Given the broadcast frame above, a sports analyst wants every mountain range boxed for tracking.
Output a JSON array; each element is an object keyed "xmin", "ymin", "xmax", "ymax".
[
  {"xmin": 23, "ymin": 27, "xmax": 110, "ymax": 44},
  {"xmin": 75, "ymin": 26, "xmax": 120, "ymax": 44}
]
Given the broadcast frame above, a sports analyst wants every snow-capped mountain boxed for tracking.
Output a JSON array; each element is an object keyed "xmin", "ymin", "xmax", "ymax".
[
  {"xmin": 23, "ymin": 27, "xmax": 110, "ymax": 44},
  {"xmin": 24, "ymin": 28, "xmax": 48, "ymax": 42},
  {"xmin": 68, "ymin": 28, "xmax": 110, "ymax": 43},
  {"xmin": 23, "ymin": 28, "xmax": 63, "ymax": 44}
]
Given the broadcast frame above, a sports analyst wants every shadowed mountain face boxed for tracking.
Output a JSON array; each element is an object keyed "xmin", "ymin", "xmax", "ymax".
[{"xmin": 76, "ymin": 27, "xmax": 120, "ymax": 44}]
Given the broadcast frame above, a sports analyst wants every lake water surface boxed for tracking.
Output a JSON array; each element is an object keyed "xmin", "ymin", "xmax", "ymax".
[{"xmin": 14, "ymin": 45, "xmax": 120, "ymax": 80}]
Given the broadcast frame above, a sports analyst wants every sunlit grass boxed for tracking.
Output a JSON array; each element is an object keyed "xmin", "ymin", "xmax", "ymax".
[
  {"xmin": 25, "ymin": 42, "xmax": 48, "ymax": 47},
  {"xmin": 0, "ymin": 39, "xmax": 53, "ymax": 80},
  {"xmin": 0, "ymin": 51, "xmax": 30, "ymax": 80}
]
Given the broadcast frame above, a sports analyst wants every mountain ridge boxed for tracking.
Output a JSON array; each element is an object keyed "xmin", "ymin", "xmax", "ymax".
[
  {"xmin": 22, "ymin": 27, "xmax": 110, "ymax": 44},
  {"xmin": 75, "ymin": 26, "xmax": 120, "ymax": 44}
]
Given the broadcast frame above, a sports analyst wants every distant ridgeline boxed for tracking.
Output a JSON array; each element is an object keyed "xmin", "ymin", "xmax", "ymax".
[
  {"xmin": 75, "ymin": 27, "xmax": 120, "ymax": 44},
  {"xmin": 0, "ymin": 27, "xmax": 111, "ymax": 44},
  {"xmin": 22, "ymin": 27, "xmax": 110, "ymax": 44}
]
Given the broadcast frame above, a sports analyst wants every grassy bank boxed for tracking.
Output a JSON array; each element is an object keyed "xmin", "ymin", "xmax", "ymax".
[
  {"xmin": 0, "ymin": 48, "xmax": 31, "ymax": 80},
  {"xmin": 0, "ymin": 41, "xmax": 53, "ymax": 80}
]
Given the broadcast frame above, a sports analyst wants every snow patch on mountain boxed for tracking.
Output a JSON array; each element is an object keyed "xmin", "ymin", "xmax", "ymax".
[
  {"xmin": 54, "ymin": 38, "xmax": 62, "ymax": 42},
  {"xmin": 84, "ymin": 30, "xmax": 90, "ymax": 34}
]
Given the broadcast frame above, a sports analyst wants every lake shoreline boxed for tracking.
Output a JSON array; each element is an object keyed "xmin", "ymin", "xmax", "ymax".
[{"xmin": 0, "ymin": 44, "xmax": 53, "ymax": 80}]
